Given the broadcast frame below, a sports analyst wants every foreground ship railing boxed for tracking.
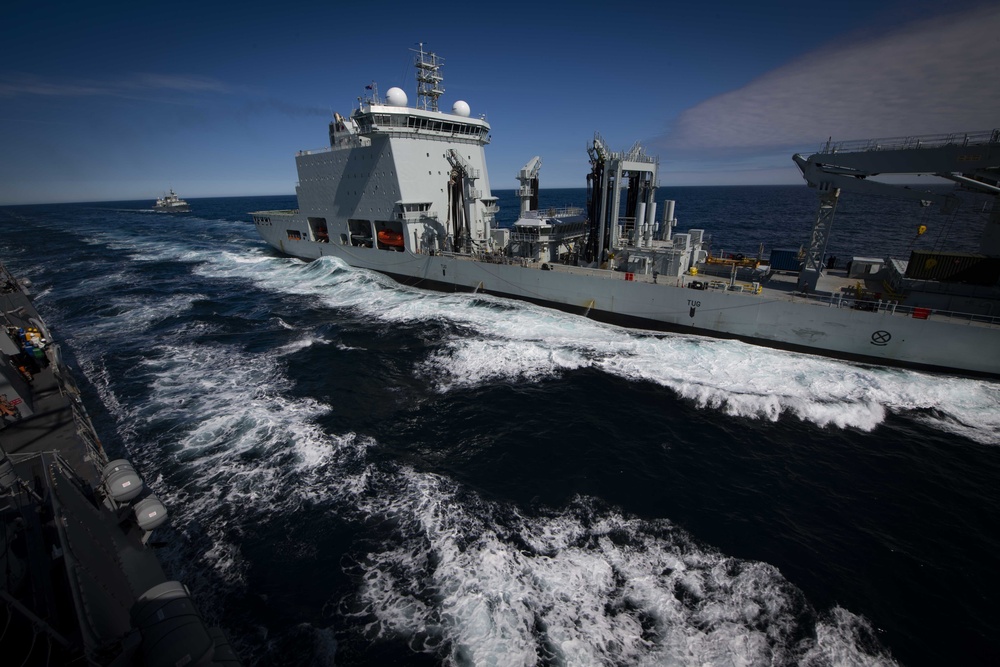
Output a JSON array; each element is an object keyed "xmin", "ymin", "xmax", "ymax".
[{"xmin": 817, "ymin": 128, "xmax": 1000, "ymax": 155}]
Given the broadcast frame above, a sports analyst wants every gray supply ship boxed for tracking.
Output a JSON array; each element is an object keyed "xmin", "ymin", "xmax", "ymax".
[
  {"xmin": 252, "ymin": 46, "xmax": 1000, "ymax": 378},
  {"xmin": 0, "ymin": 265, "xmax": 240, "ymax": 665},
  {"xmin": 154, "ymin": 188, "xmax": 190, "ymax": 212}
]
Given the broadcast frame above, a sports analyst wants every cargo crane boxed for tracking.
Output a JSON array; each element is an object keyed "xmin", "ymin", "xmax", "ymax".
[
  {"xmin": 517, "ymin": 156, "xmax": 542, "ymax": 216},
  {"xmin": 793, "ymin": 129, "xmax": 1000, "ymax": 292},
  {"xmin": 444, "ymin": 149, "xmax": 489, "ymax": 253}
]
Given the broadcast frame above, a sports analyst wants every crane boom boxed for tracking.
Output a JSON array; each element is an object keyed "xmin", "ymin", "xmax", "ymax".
[{"xmin": 793, "ymin": 129, "xmax": 1000, "ymax": 291}]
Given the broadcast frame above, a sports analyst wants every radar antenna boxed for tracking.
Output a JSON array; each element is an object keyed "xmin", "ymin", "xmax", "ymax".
[{"xmin": 412, "ymin": 43, "xmax": 444, "ymax": 111}]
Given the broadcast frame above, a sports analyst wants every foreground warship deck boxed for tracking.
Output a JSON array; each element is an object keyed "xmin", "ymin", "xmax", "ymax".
[{"xmin": 0, "ymin": 265, "xmax": 240, "ymax": 665}]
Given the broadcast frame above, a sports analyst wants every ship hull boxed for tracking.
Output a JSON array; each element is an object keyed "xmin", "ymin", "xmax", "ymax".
[{"xmin": 256, "ymin": 226, "xmax": 1000, "ymax": 378}]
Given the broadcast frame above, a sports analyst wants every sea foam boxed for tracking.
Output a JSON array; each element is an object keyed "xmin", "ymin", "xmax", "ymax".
[{"xmin": 16, "ymin": 213, "xmax": 912, "ymax": 663}]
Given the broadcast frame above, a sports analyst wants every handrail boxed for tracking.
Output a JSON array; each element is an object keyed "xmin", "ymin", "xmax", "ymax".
[
  {"xmin": 681, "ymin": 271, "xmax": 999, "ymax": 326},
  {"xmin": 798, "ymin": 290, "xmax": 1000, "ymax": 326},
  {"xmin": 815, "ymin": 129, "xmax": 1000, "ymax": 155}
]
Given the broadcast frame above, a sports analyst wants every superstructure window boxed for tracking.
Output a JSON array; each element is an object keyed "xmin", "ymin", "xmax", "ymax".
[{"xmin": 394, "ymin": 114, "xmax": 484, "ymax": 140}]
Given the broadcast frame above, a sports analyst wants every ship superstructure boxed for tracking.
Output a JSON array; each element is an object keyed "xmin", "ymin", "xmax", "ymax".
[
  {"xmin": 279, "ymin": 45, "xmax": 498, "ymax": 259},
  {"xmin": 154, "ymin": 188, "xmax": 190, "ymax": 212},
  {"xmin": 252, "ymin": 47, "xmax": 1000, "ymax": 378}
]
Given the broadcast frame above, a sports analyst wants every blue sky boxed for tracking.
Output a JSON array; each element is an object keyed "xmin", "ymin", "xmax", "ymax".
[{"xmin": 1, "ymin": 1, "xmax": 997, "ymax": 205}]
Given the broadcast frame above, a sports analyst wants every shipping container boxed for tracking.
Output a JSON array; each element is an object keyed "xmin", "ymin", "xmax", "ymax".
[
  {"xmin": 768, "ymin": 248, "xmax": 802, "ymax": 272},
  {"xmin": 905, "ymin": 251, "xmax": 1000, "ymax": 285}
]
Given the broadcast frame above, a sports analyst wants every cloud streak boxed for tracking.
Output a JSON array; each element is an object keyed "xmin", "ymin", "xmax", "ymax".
[
  {"xmin": 0, "ymin": 73, "xmax": 238, "ymax": 99},
  {"xmin": 661, "ymin": 5, "xmax": 1000, "ymax": 152}
]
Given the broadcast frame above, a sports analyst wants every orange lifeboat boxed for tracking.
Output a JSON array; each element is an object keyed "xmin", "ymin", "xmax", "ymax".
[{"xmin": 377, "ymin": 229, "xmax": 405, "ymax": 247}]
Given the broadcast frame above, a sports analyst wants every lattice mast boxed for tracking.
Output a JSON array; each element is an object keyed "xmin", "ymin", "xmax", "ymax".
[{"xmin": 413, "ymin": 43, "xmax": 444, "ymax": 111}]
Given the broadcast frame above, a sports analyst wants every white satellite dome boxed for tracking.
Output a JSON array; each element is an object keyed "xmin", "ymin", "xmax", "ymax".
[
  {"xmin": 452, "ymin": 100, "xmax": 471, "ymax": 117},
  {"xmin": 385, "ymin": 87, "xmax": 408, "ymax": 107}
]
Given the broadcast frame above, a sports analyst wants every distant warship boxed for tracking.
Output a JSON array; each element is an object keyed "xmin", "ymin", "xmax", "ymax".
[{"xmin": 154, "ymin": 188, "xmax": 190, "ymax": 212}]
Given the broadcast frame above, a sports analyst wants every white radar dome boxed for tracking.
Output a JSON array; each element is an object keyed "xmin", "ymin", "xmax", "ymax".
[
  {"xmin": 385, "ymin": 87, "xmax": 408, "ymax": 107},
  {"xmin": 452, "ymin": 100, "xmax": 471, "ymax": 117}
]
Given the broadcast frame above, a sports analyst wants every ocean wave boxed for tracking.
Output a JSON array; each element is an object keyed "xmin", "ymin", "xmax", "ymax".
[
  {"xmin": 67, "ymin": 322, "xmax": 899, "ymax": 664},
  {"xmin": 60, "ymin": 224, "xmax": 999, "ymax": 443}
]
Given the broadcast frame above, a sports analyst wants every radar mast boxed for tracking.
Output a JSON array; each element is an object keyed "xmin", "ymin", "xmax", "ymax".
[{"xmin": 413, "ymin": 43, "xmax": 444, "ymax": 111}]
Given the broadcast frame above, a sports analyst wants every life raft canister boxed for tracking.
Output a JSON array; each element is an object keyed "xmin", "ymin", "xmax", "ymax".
[{"xmin": 377, "ymin": 230, "xmax": 404, "ymax": 247}]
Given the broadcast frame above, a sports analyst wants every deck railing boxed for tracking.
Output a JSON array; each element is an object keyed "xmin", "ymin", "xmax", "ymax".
[
  {"xmin": 790, "ymin": 289, "xmax": 1000, "ymax": 327},
  {"xmin": 816, "ymin": 129, "xmax": 1000, "ymax": 155},
  {"xmin": 599, "ymin": 265, "xmax": 1000, "ymax": 327}
]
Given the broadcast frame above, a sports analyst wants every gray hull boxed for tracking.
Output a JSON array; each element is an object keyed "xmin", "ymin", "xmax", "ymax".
[{"xmin": 256, "ymin": 228, "xmax": 1000, "ymax": 378}]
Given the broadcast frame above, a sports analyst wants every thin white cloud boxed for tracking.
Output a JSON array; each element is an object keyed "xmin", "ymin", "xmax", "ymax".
[
  {"xmin": 664, "ymin": 5, "xmax": 1000, "ymax": 151},
  {"xmin": 131, "ymin": 74, "xmax": 236, "ymax": 94},
  {"xmin": 0, "ymin": 73, "xmax": 327, "ymax": 120},
  {"xmin": 0, "ymin": 73, "xmax": 237, "ymax": 99}
]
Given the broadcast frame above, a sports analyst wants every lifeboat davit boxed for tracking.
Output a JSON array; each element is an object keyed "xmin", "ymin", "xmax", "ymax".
[{"xmin": 377, "ymin": 229, "xmax": 404, "ymax": 247}]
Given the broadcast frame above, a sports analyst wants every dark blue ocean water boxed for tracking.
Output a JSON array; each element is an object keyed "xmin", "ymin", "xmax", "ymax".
[{"xmin": 1, "ymin": 186, "xmax": 999, "ymax": 666}]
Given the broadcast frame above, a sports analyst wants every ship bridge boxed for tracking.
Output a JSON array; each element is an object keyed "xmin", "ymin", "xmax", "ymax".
[
  {"xmin": 353, "ymin": 104, "xmax": 491, "ymax": 144},
  {"xmin": 345, "ymin": 46, "xmax": 490, "ymax": 146}
]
